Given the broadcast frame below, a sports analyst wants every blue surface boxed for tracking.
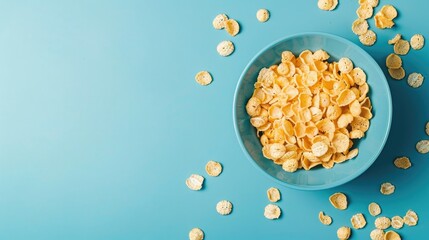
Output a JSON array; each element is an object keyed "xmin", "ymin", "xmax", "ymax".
[
  {"xmin": 234, "ymin": 32, "xmax": 392, "ymax": 190},
  {"xmin": 0, "ymin": 1, "xmax": 427, "ymax": 239}
]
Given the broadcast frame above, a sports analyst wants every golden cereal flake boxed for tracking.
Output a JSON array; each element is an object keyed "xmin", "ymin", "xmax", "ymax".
[
  {"xmin": 393, "ymin": 156, "xmax": 411, "ymax": 169},
  {"xmin": 404, "ymin": 210, "xmax": 419, "ymax": 226},
  {"xmin": 375, "ymin": 216, "xmax": 391, "ymax": 230},
  {"xmin": 388, "ymin": 67, "xmax": 405, "ymax": 80},
  {"xmin": 359, "ymin": 30, "xmax": 377, "ymax": 46},
  {"xmin": 338, "ymin": 58, "xmax": 354, "ymax": 73},
  {"xmin": 351, "ymin": 213, "xmax": 367, "ymax": 229},
  {"xmin": 391, "ymin": 216, "xmax": 404, "ymax": 229},
  {"xmin": 216, "ymin": 40, "xmax": 235, "ymax": 57},
  {"xmin": 212, "ymin": 14, "xmax": 228, "ymax": 30},
  {"xmin": 385, "ymin": 54, "xmax": 402, "ymax": 69},
  {"xmin": 394, "ymin": 40, "xmax": 410, "ymax": 55},
  {"xmin": 410, "ymin": 34, "xmax": 425, "ymax": 50},
  {"xmin": 380, "ymin": 182, "xmax": 395, "ymax": 195},
  {"xmin": 368, "ymin": 202, "xmax": 381, "ymax": 216},
  {"xmin": 356, "ymin": 3, "xmax": 373, "ymax": 19},
  {"xmin": 256, "ymin": 9, "xmax": 270, "ymax": 22},
  {"xmin": 216, "ymin": 200, "xmax": 233, "ymax": 215},
  {"xmin": 195, "ymin": 71, "xmax": 213, "ymax": 86},
  {"xmin": 407, "ymin": 72, "xmax": 424, "ymax": 88},
  {"xmin": 416, "ymin": 140, "xmax": 429, "ymax": 154},
  {"xmin": 388, "ymin": 34, "xmax": 401, "ymax": 45},
  {"xmin": 189, "ymin": 228, "xmax": 204, "ymax": 240},
  {"xmin": 380, "ymin": 5, "xmax": 398, "ymax": 20},
  {"xmin": 205, "ymin": 160, "xmax": 223, "ymax": 176},
  {"xmin": 264, "ymin": 204, "xmax": 281, "ymax": 220},
  {"xmin": 370, "ymin": 229, "xmax": 385, "ymax": 240},
  {"xmin": 337, "ymin": 226, "xmax": 351, "ymax": 240},
  {"xmin": 329, "ymin": 192, "xmax": 348, "ymax": 210},
  {"xmin": 266, "ymin": 187, "xmax": 281, "ymax": 202},
  {"xmin": 352, "ymin": 18, "xmax": 369, "ymax": 35},
  {"xmin": 426, "ymin": 122, "xmax": 429, "ymax": 135},
  {"xmin": 311, "ymin": 141, "xmax": 329, "ymax": 157},
  {"xmin": 318, "ymin": 211, "xmax": 333, "ymax": 225},
  {"xmin": 224, "ymin": 19, "xmax": 240, "ymax": 36},
  {"xmin": 384, "ymin": 231, "xmax": 401, "ymax": 240},
  {"xmin": 318, "ymin": 0, "xmax": 338, "ymax": 11},
  {"xmin": 282, "ymin": 158, "xmax": 299, "ymax": 172},
  {"xmin": 374, "ymin": 13, "xmax": 394, "ymax": 29},
  {"xmin": 186, "ymin": 174, "xmax": 205, "ymax": 191}
]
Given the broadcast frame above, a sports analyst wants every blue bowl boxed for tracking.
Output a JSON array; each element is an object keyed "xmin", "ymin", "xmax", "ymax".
[{"xmin": 233, "ymin": 32, "xmax": 392, "ymax": 190}]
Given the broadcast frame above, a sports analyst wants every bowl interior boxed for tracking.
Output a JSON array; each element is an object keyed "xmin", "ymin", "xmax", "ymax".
[{"xmin": 233, "ymin": 33, "xmax": 392, "ymax": 190}]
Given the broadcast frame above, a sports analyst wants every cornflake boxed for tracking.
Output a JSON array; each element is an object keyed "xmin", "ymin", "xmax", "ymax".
[
  {"xmin": 384, "ymin": 230, "xmax": 401, "ymax": 240},
  {"xmin": 267, "ymin": 187, "xmax": 281, "ymax": 202},
  {"xmin": 380, "ymin": 182, "xmax": 395, "ymax": 195},
  {"xmin": 410, "ymin": 34, "xmax": 425, "ymax": 50},
  {"xmin": 189, "ymin": 228, "xmax": 204, "ymax": 240},
  {"xmin": 351, "ymin": 213, "xmax": 367, "ymax": 229},
  {"xmin": 368, "ymin": 202, "xmax": 381, "ymax": 216},
  {"xmin": 370, "ymin": 229, "xmax": 385, "ymax": 240},
  {"xmin": 426, "ymin": 122, "xmax": 429, "ymax": 135},
  {"xmin": 216, "ymin": 200, "xmax": 233, "ymax": 215},
  {"xmin": 256, "ymin": 9, "xmax": 270, "ymax": 22},
  {"xmin": 404, "ymin": 210, "xmax": 418, "ymax": 226},
  {"xmin": 359, "ymin": 0, "xmax": 378, "ymax": 8},
  {"xmin": 374, "ymin": 5, "xmax": 397, "ymax": 29},
  {"xmin": 394, "ymin": 40, "xmax": 410, "ymax": 55},
  {"xmin": 217, "ymin": 40, "xmax": 235, "ymax": 57},
  {"xmin": 224, "ymin": 19, "xmax": 240, "ymax": 36},
  {"xmin": 356, "ymin": 4, "xmax": 373, "ymax": 19},
  {"xmin": 337, "ymin": 226, "xmax": 351, "ymax": 240},
  {"xmin": 388, "ymin": 67, "xmax": 405, "ymax": 80},
  {"xmin": 186, "ymin": 174, "xmax": 205, "ymax": 190},
  {"xmin": 359, "ymin": 30, "xmax": 377, "ymax": 46},
  {"xmin": 416, "ymin": 140, "xmax": 429, "ymax": 154},
  {"xmin": 391, "ymin": 216, "xmax": 404, "ymax": 229},
  {"xmin": 318, "ymin": 211, "xmax": 333, "ymax": 225},
  {"xmin": 264, "ymin": 204, "xmax": 281, "ymax": 220},
  {"xmin": 329, "ymin": 192, "xmax": 348, "ymax": 210},
  {"xmin": 388, "ymin": 34, "xmax": 401, "ymax": 45},
  {"xmin": 375, "ymin": 216, "xmax": 391, "ymax": 230},
  {"xmin": 393, "ymin": 156, "xmax": 411, "ymax": 169},
  {"xmin": 318, "ymin": 0, "xmax": 338, "ymax": 11},
  {"xmin": 205, "ymin": 160, "xmax": 223, "ymax": 176},
  {"xmin": 407, "ymin": 72, "xmax": 424, "ymax": 88},
  {"xmin": 195, "ymin": 71, "xmax": 213, "ymax": 86},
  {"xmin": 352, "ymin": 18, "xmax": 369, "ymax": 35},
  {"xmin": 212, "ymin": 14, "xmax": 228, "ymax": 30},
  {"xmin": 385, "ymin": 54, "xmax": 402, "ymax": 69}
]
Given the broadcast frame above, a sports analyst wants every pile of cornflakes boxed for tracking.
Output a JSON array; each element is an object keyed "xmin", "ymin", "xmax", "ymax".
[{"xmin": 245, "ymin": 49, "xmax": 372, "ymax": 172}]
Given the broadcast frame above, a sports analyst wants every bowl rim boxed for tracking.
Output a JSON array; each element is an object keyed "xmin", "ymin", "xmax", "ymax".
[{"xmin": 232, "ymin": 32, "xmax": 392, "ymax": 190}]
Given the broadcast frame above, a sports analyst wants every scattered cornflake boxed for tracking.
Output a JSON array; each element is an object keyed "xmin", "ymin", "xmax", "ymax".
[
  {"xmin": 394, "ymin": 39, "xmax": 410, "ymax": 55},
  {"xmin": 416, "ymin": 140, "xmax": 429, "ymax": 154},
  {"xmin": 189, "ymin": 228, "xmax": 204, "ymax": 240},
  {"xmin": 224, "ymin": 19, "xmax": 240, "ymax": 36},
  {"xmin": 356, "ymin": 4, "xmax": 373, "ymax": 19},
  {"xmin": 318, "ymin": 0, "xmax": 338, "ymax": 11},
  {"xmin": 212, "ymin": 14, "xmax": 228, "ymax": 30},
  {"xmin": 410, "ymin": 34, "xmax": 425, "ymax": 50},
  {"xmin": 407, "ymin": 72, "xmax": 424, "ymax": 88},
  {"xmin": 380, "ymin": 182, "xmax": 395, "ymax": 195},
  {"xmin": 337, "ymin": 226, "xmax": 351, "ymax": 240},
  {"xmin": 388, "ymin": 34, "xmax": 401, "ymax": 45},
  {"xmin": 384, "ymin": 230, "xmax": 401, "ymax": 240},
  {"xmin": 393, "ymin": 156, "xmax": 411, "ymax": 169},
  {"xmin": 352, "ymin": 18, "xmax": 369, "ymax": 35},
  {"xmin": 264, "ymin": 204, "xmax": 281, "ymax": 220},
  {"xmin": 385, "ymin": 54, "xmax": 402, "ymax": 69},
  {"xmin": 216, "ymin": 200, "xmax": 233, "ymax": 215},
  {"xmin": 205, "ymin": 160, "xmax": 223, "ymax": 176},
  {"xmin": 329, "ymin": 192, "xmax": 348, "ymax": 210},
  {"xmin": 195, "ymin": 71, "xmax": 213, "ymax": 86},
  {"xmin": 359, "ymin": 0, "xmax": 378, "ymax": 8},
  {"xmin": 318, "ymin": 211, "xmax": 333, "ymax": 225},
  {"xmin": 370, "ymin": 229, "xmax": 385, "ymax": 240},
  {"xmin": 375, "ymin": 216, "xmax": 391, "ymax": 230},
  {"xmin": 388, "ymin": 67, "xmax": 405, "ymax": 80},
  {"xmin": 351, "ymin": 213, "xmax": 367, "ymax": 229},
  {"xmin": 426, "ymin": 122, "xmax": 429, "ymax": 136},
  {"xmin": 256, "ymin": 9, "xmax": 270, "ymax": 22},
  {"xmin": 368, "ymin": 202, "xmax": 381, "ymax": 216},
  {"xmin": 186, "ymin": 174, "xmax": 205, "ymax": 190},
  {"xmin": 391, "ymin": 216, "xmax": 404, "ymax": 229},
  {"xmin": 267, "ymin": 187, "xmax": 281, "ymax": 202},
  {"xmin": 216, "ymin": 40, "xmax": 235, "ymax": 57},
  {"xmin": 374, "ymin": 5, "xmax": 397, "ymax": 29},
  {"xmin": 404, "ymin": 210, "xmax": 419, "ymax": 226},
  {"xmin": 359, "ymin": 30, "xmax": 377, "ymax": 46}
]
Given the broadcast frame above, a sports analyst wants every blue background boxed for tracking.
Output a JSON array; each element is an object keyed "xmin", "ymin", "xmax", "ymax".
[{"xmin": 0, "ymin": 0, "xmax": 427, "ymax": 239}]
